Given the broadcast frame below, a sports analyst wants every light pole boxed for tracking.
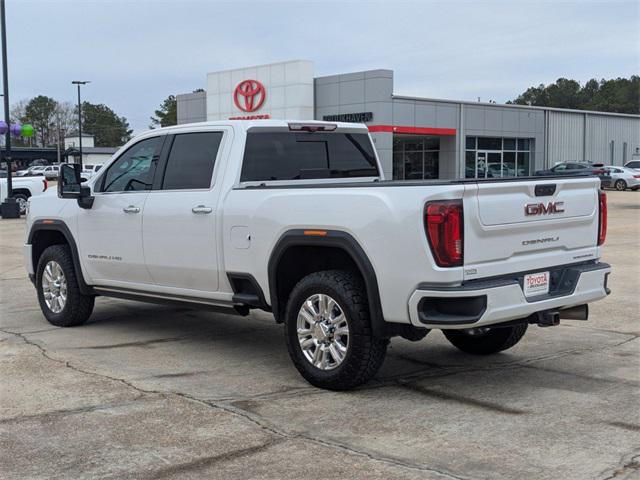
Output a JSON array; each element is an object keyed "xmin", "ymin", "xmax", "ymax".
[
  {"xmin": 71, "ymin": 80, "xmax": 89, "ymax": 168},
  {"xmin": 0, "ymin": 0, "xmax": 19, "ymax": 218}
]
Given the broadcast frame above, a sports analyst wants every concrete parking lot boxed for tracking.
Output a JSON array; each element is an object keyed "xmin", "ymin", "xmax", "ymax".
[{"xmin": 0, "ymin": 191, "xmax": 638, "ymax": 480}]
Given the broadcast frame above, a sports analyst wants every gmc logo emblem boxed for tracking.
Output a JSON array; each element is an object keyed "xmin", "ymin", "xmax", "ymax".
[{"xmin": 524, "ymin": 202, "xmax": 565, "ymax": 216}]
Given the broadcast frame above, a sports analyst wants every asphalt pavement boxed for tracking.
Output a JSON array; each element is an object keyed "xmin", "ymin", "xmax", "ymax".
[{"xmin": 0, "ymin": 190, "xmax": 638, "ymax": 480}]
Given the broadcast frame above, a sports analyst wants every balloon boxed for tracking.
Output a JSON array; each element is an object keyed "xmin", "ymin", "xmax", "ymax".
[
  {"xmin": 10, "ymin": 124, "xmax": 21, "ymax": 136},
  {"xmin": 20, "ymin": 124, "xmax": 34, "ymax": 137},
  {"xmin": 0, "ymin": 121, "xmax": 6, "ymax": 135}
]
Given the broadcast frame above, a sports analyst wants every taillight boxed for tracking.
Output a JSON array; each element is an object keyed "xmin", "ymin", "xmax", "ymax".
[
  {"xmin": 598, "ymin": 191, "xmax": 607, "ymax": 246},
  {"xmin": 425, "ymin": 200, "xmax": 463, "ymax": 267},
  {"xmin": 42, "ymin": 179, "xmax": 48, "ymax": 192},
  {"xmin": 593, "ymin": 169, "xmax": 605, "ymax": 175},
  {"xmin": 634, "ymin": 175, "xmax": 640, "ymax": 179}
]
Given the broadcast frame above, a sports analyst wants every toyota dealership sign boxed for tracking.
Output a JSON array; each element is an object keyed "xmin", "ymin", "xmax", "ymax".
[
  {"xmin": 205, "ymin": 60, "xmax": 315, "ymax": 121},
  {"xmin": 229, "ymin": 79, "xmax": 270, "ymax": 119},
  {"xmin": 233, "ymin": 80, "xmax": 266, "ymax": 112}
]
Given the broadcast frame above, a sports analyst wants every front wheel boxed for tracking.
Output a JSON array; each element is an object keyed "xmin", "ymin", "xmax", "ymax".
[
  {"xmin": 443, "ymin": 323, "xmax": 528, "ymax": 355},
  {"xmin": 284, "ymin": 270, "xmax": 388, "ymax": 390},
  {"xmin": 615, "ymin": 179, "xmax": 627, "ymax": 191},
  {"xmin": 36, "ymin": 244, "xmax": 95, "ymax": 327},
  {"xmin": 14, "ymin": 193, "xmax": 28, "ymax": 215}
]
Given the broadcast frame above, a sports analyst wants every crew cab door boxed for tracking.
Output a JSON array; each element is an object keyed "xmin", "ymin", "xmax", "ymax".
[
  {"xmin": 142, "ymin": 130, "xmax": 227, "ymax": 293},
  {"xmin": 77, "ymin": 135, "xmax": 164, "ymax": 286}
]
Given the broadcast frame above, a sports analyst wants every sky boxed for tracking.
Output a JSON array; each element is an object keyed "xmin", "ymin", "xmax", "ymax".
[{"xmin": 6, "ymin": 0, "xmax": 640, "ymax": 133}]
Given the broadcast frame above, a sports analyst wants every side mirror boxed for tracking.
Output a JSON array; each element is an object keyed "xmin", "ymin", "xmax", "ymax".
[{"xmin": 58, "ymin": 164, "xmax": 94, "ymax": 209}]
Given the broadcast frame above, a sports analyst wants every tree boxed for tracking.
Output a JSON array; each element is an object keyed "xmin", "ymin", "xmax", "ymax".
[
  {"xmin": 150, "ymin": 94, "xmax": 177, "ymax": 129},
  {"xmin": 55, "ymin": 101, "xmax": 78, "ymax": 139},
  {"xmin": 509, "ymin": 76, "xmax": 639, "ymax": 114},
  {"xmin": 23, "ymin": 95, "xmax": 58, "ymax": 147},
  {"xmin": 81, "ymin": 102, "xmax": 132, "ymax": 146}
]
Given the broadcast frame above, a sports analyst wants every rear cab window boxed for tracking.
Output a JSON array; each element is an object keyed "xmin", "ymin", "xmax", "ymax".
[
  {"xmin": 240, "ymin": 130, "xmax": 379, "ymax": 182},
  {"xmin": 161, "ymin": 132, "xmax": 223, "ymax": 190}
]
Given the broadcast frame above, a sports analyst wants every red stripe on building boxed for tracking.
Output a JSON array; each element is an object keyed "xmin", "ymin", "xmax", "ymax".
[{"xmin": 367, "ymin": 125, "xmax": 456, "ymax": 135}]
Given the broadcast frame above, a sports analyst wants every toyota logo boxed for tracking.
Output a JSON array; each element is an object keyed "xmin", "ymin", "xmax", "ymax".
[{"xmin": 233, "ymin": 79, "xmax": 266, "ymax": 113}]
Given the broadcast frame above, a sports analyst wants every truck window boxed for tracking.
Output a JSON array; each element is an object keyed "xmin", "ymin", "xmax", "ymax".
[
  {"xmin": 240, "ymin": 132, "xmax": 378, "ymax": 182},
  {"xmin": 100, "ymin": 137, "xmax": 162, "ymax": 193},
  {"xmin": 161, "ymin": 132, "xmax": 223, "ymax": 190}
]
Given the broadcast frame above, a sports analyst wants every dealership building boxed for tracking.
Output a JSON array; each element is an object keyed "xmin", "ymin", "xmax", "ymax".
[{"xmin": 177, "ymin": 60, "xmax": 640, "ymax": 180}]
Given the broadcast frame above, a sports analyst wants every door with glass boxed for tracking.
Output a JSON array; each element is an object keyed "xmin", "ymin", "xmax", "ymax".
[{"xmin": 476, "ymin": 151, "xmax": 504, "ymax": 178}]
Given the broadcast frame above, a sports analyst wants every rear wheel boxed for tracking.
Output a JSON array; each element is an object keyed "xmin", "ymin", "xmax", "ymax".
[
  {"xmin": 615, "ymin": 179, "xmax": 627, "ymax": 191},
  {"xmin": 284, "ymin": 270, "xmax": 388, "ymax": 390},
  {"xmin": 443, "ymin": 323, "xmax": 528, "ymax": 355},
  {"xmin": 36, "ymin": 245, "xmax": 94, "ymax": 327}
]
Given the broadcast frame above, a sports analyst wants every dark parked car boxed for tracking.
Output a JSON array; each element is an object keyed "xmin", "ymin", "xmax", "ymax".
[{"xmin": 535, "ymin": 162, "xmax": 611, "ymax": 187}]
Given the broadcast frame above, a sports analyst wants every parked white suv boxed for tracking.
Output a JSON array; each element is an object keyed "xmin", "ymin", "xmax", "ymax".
[
  {"xmin": 43, "ymin": 165, "xmax": 60, "ymax": 180},
  {"xmin": 82, "ymin": 164, "xmax": 103, "ymax": 178},
  {"xmin": 23, "ymin": 120, "xmax": 611, "ymax": 389}
]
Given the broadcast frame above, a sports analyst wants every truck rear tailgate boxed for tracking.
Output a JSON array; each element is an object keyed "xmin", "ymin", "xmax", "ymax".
[{"xmin": 463, "ymin": 177, "xmax": 601, "ymax": 280}]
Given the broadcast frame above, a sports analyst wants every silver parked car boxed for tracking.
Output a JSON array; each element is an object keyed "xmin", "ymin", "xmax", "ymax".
[
  {"xmin": 624, "ymin": 160, "xmax": 640, "ymax": 172},
  {"xmin": 604, "ymin": 166, "xmax": 640, "ymax": 191}
]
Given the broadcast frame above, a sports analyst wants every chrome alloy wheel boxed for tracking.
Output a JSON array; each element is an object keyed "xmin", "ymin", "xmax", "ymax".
[
  {"xmin": 297, "ymin": 293, "xmax": 350, "ymax": 370},
  {"xmin": 16, "ymin": 196, "xmax": 28, "ymax": 215},
  {"xmin": 42, "ymin": 261, "xmax": 67, "ymax": 313}
]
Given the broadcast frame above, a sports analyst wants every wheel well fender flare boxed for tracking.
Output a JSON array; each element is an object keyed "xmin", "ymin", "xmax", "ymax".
[
  {"xmin": 28, "ymin": 219, "xmax": 93, "ymax": 295},
  {"xmin": 267, "ymin": 229, "xmax": 386, "ymax": 337}
]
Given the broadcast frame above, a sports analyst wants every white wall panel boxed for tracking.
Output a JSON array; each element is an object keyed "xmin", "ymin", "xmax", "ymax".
[{"xmin": 548, "ymin": 111, "xmax": 585, "ymax": 164}]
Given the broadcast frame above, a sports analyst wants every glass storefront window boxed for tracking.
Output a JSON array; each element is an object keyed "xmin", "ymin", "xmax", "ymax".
[
  {"xmin": 393, "ymin": 135, "xmax": 441, "ymax": 180},
  {"xmin": 465, "ymin": 136, "xmax": 533, "ymax": 178},
  {"xmin": 404, "ymin": 151, "xmax": 423, "ymax": 180},
  {"xmin": 517, "ymin": 152, "xmax": 530, "ymax": 176},
  {"xmin": 477, "ymin": 137, "xmax": 502, "ymax": 150},
  {"xmin": 392, "ymin": 152, "xmax": 404, "ymax": 180},
  {"xmin": 503, "ymin": 138, "xmax": 516, "ymax": 150},
  {"xmin": 466, "ymin": 136, "xmax": 476, "ymax": 150},
  {"xmin": 424, "ymin": 152, "xmax": 439, "ymax": 179},
  {"xmin": 465, "ymin": 151, "xmax": 476, "ymax": 178},
  {"xmin": 503, "ymin": 151, "xmax": 516, "ymax": 176}
]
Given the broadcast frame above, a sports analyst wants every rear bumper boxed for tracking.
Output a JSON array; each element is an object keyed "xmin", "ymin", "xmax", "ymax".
[{"xmin": 408, "ymin": 262, "xmax": 611, "ymax": 329}]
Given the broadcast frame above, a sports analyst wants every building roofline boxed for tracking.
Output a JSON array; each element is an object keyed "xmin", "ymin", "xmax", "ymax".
[
  {"xmin": 391, "ymin": 94, "xmax": 640, "ymax": 118},
  {"xmin": 206, "ymin": 59, "xmax": 313, "ymax": 76}
]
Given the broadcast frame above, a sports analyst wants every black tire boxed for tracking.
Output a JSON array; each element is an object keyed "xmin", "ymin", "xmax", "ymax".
[
  {"xmin": 36, "ymin": 244, "xmax": 94, "ymax": 327},
  {"xmin": 284, "ymin": 270, "xmax": 389, "ymax": 390},
  {"xmin": 14, "ymin": 193, "xmax": 28, "ymax": 215},
  {"xmin": 443, "ymin": 323, "xmax": 528, "ymax": 355},
  {"xmin": 615, "ymin": 179, "xmax": 627, "ymax": 191}
]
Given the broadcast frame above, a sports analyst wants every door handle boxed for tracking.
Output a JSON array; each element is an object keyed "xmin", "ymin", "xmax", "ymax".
[
  {"xmin": 123, "ymin": 205, "xmax": 140, "ymax": 214},
  {"xmin": 192, "ymin": 205, "xmax": 213, "ymax": 214}
]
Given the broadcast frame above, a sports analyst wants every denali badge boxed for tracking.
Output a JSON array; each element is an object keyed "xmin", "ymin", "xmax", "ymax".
[
  {"xmin": 522, "ymin": 236, "xmax": 559, "ymax": 246},
  {"xmin": 524, "ymin": 201, "xmax": 565, "ymax": 216}
]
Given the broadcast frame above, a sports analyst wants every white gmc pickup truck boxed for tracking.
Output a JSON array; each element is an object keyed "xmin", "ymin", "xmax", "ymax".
[
  {"xmin": 23, "ymin": 120, "xmax": 611, "ymax": 390},
  {"xmin": 1, "ymin": 175, "xmax": 48, "ymax": 214}
]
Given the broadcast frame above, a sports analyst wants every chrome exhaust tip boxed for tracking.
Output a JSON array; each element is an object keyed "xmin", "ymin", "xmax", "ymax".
[{"xmin": 559, "ymin": 304, "xmax": 589, "ymax": 321}]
